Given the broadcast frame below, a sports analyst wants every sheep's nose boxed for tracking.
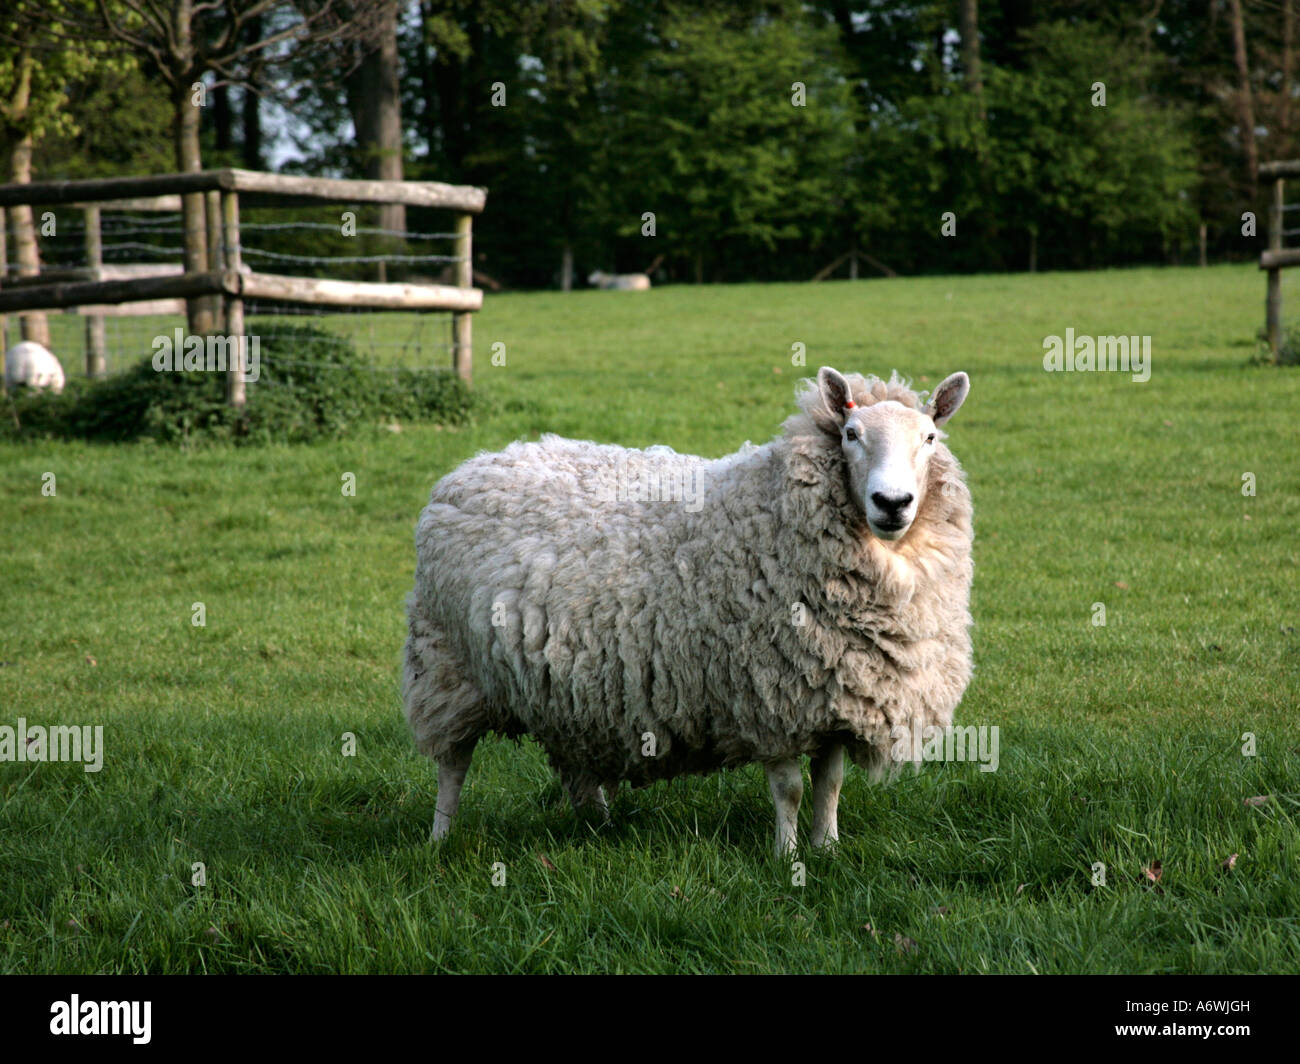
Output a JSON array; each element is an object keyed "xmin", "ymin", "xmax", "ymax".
[{"xmin": 871, "ymin": 491, "xmax": 914, "ymax": 514}]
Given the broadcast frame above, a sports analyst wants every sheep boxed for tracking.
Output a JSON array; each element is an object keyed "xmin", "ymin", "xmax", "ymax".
[
  {"xmin": 587, "ymin": 270, "xmax": 651, "ymax": 291},
  {"xmin": 403, "ymin": 366, "xmax": 973, "ymax": 854},
  {"xmin": 4, "ymin": 341, "xmax": 65, "ymax": 394}
]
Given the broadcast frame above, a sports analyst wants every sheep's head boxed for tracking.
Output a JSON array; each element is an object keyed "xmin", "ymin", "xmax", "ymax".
[{"xmin": 816, "ymin": 366, "xmax": 969, "ymax": 542}]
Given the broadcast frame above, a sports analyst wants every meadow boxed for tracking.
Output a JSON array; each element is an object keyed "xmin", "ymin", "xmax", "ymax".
[{"xmin": 1, "ymin": 263, "xmax": 1297, "ymax": 973}]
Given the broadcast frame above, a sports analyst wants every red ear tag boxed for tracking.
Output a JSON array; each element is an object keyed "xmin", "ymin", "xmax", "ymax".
[{"xmin": 844, "ymin": 401, "xmax": 856, "ymax": 409}]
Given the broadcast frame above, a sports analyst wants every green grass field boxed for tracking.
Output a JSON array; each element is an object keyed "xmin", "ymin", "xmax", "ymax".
[{"xmin": 2, "ymin": 263, "xmax": 1298, "ymax": 974}]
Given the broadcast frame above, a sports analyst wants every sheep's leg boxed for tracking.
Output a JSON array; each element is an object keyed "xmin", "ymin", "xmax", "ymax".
[
  {"xmin": 431, "ymin": 741, "xmax": 477, "ymax": 841},
  {"xmin": 810, "ymin": 744, "xmax": 845, "ymax": 849},
  {"xmin": 565, "ymin": 777, "xmax": 614, "ymax": 824},
  {"xmin": 765, "ymin": 759, "xmax": 803, "ymax": 857}
]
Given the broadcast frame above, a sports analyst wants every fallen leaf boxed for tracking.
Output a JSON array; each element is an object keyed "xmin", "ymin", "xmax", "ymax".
[
  {"xmin": 894, "ymin": 932, "xmax": 919, "ymax": 955},
  {"xmin": 1243, "ymin": 514, "xmax": 1252, "ymax": 521},
  {"xmin": 859, "ymin": 923, "xmax": 879, "ymax": 939},
  {"xmin": 1113, "ymin": 581, "xmax": 1130, "ymax": 590},
  {"xmin": 205, "ymin": 925, "xmax": 221, "ymax": 941},
  {"xmin": 772, "ymin": 366, "xmax": 782, "ymax": 374},
  {"xmin": 933, "ymin": 906, "xmax": 951, "ymax": 916},
  {"xmin": 1015, "ymin": 884, "xmax": 1026, "ymax": 896},
  {"xmin": 1142, "ymin": 860, "xmax": 1163, "ymax": 883},
  {"xmin": 537, "ymin": 853, "xmax": 557, "ymax": 871},
  {"xmin": 85, "ymin": 654, "xmax": 97, "ymax": 666},
  {"xmin": 1222, "ymin": 854, "xmax": 1238, "ymax": 871},
  {"xmin": 1162, "ymin": 419, "xmax": 1173, "ymax": 427},
  {"xmin": 1244, "ymin": 795, "xmax": 1271, "ymax": 807},
  {"xmin": 669, "ymin": 885, "xmax": 689, "ymax": 902}
]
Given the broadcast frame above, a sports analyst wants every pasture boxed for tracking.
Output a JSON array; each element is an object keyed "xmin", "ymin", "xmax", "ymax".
[{"xmin": 1, "ymin": 263, "xmax": 1297, "ymax": 974}]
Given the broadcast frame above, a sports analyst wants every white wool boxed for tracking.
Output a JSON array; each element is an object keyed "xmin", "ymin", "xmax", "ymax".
[
  {"xmin": 403, "ymin": 367, "xmax": 975, "ymax": 851},
  {"xmin": 4, "ymin": 342, "xmax": 65, "ymax": 394}
]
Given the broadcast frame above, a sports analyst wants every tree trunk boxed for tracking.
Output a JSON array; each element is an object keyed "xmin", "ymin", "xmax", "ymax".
[
  {"xmin": 347, "ymin": 1, "xmax": 405, "ymax": 235},
  {"xmin": 172, "ymin": 0, "xmax": 213, "ymax": 335},
  {"xmin": 8, "ymin": 130, "xmax": 50, "ymax": 349},
  {"xmin": 1228, "ymin": 0, "xmax": 1258, "ymax": 188},
  {"xmin": 2, "ymin": 46, "xmax": 50, "ymax": 348},
  {"xmin": 240, "ymin": 86, "xmax": 262, "ymax": 169},
  {"xmin": 418, "ymin": 0, "xmax": 441, "ymax": 158},
  {"xmin": 560, "ymin": 243, "xmax": 573, "ymax": 291},
  {"xmin": 212, "ymin": 82, "xmax": 232, "ymax": 155},
  {"xmin": 1282, "ymin": 0, "xmax": 1294, "ymax": 144},
  {"xmin": 959, "ymin": 0, "xmax": 985, "ymax": 121},
  {"xmin": 240, "ymin": 14, "xmax": 264, "ymax": 169}
]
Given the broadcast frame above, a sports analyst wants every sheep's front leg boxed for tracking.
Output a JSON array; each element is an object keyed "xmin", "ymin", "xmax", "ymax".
[
  {"xmin": 431, "ymin": 742, "xmax": 476, "ymax": 841},
  {"xmin": 564, "ymin": 777, "xmax": 615, "ymax": 824},
  {"xmin": 810, "ymin": 744, "xmax": 845, "ymax": 849},
  {"xmin": 765, "ymin": 759, "xmax": 803, "ymax": 856}
]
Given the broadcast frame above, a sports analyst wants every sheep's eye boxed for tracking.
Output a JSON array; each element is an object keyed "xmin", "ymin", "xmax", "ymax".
[
  {"xmin": 845, "ymin": 427, "xmax": 858, "ymax": 442},
  {"xmin": 925, "ymin": 433, "xmax": 936, "ymax": 444}
]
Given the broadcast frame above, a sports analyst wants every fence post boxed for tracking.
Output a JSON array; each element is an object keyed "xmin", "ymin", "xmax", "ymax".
[
  {"xmin": 206, "ymin": 190, "xmax": 226, "ymax": 334},
  {"xmin": 452, "ymin": 212, "xmax": 472, "ymax": 382},
  {"xmin": 221, "ymin": 190, "xmax": 246, "ymax": 408},
  {"xmin": 83, "ymin": 206, "xmax": 106, "ymax": 377},
  {"xmin": 0, "ymin": 206, "xmax": 7, "ymax": 355},
  {"xmin": 1267, "ymin": 176, "xmax": 1284, "ymax": 360}
]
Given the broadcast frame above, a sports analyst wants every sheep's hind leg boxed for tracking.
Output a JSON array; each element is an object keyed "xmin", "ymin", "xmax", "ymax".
[
  {"xmin": 431, "ymin": 740, "xmax": 477, "ymax": 841},
  {"xmin": 810, "ymin": 744, "xmax": 845, "ymax": 850},
  {"xmin": 765, "ymin": 759, "xmax": 803, "ymax": 857}
]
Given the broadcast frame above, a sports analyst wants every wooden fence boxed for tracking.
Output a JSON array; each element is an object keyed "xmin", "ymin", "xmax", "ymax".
[
  {"xmin": 0, "ymin": 169, "xmax": 487, "ymax": 402},
  {"xmin": 1259, "ymin": 159, "xmax": 1300, "ymax": 359}
]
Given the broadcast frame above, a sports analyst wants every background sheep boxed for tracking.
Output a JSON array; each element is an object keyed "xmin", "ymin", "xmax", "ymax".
[
  {"xmin": 588, "ymin": 270, "xmax": 651, "ymax": 290},
  {"xmin": 4, "ymin": 341, "xmax": 65, "ymax": 394},
  {"xmin": 403, "ymin": 367, "xmax": 973, "ymax": 853}
]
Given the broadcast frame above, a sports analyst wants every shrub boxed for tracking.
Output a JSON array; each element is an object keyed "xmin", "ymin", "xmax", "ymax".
[{"xmin": 1, "ymin": 321, "xmax": 477, "ymax": 445}]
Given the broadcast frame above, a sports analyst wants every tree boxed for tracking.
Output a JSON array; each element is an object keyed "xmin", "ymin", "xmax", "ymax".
[
  {"xmin": 12, "ymin": 0, "xmax": 387, "ymax": 333},
  {"xmin": 598, "ymin": 3, "xmax": 854, "ymax": 283},
  {"xmin": 1228, "ymin": 0, "xmax": 1258, "ymax": 188},
  {"xmin": 0, "ymin": 1, "xmax": 131, "ymax": 347}
]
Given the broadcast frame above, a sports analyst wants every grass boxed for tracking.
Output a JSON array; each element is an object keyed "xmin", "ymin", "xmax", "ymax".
[{"xmin": 1, "ymin": 262, "xmax": 1298, "ymax": 973}]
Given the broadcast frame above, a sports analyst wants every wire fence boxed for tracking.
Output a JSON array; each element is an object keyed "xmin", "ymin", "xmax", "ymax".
[{"xmin": 6, "ymin": 204, "xmax": 466, "ymax": 378}]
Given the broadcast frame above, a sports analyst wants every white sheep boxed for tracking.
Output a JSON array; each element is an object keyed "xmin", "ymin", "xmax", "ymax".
[
  {"xmin": 587, "ymin": 270, "xmax": 651, "ymax": 290},
  {"xmin": 4, "ymin": 341, "xmax": 65, "ymax": 394},
  {"xmin": 403, "ymin": 367, "xmax": 973, "ymax": 853}
]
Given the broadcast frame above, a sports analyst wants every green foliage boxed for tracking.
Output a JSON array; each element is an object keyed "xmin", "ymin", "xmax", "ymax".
[{"xmin": 2, "ymin": 322, "xmax": 477, "ymax": 446}]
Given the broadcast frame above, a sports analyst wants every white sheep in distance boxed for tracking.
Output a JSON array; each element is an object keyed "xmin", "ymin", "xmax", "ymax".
[
  {"xmin": 403, "ymin": 367, "xmax": 973, "ymax": 853},
  {"xmin": 4, "ymin": 341, "xmax": 65, "ymax": 394},
  {"xmin": 588, "ymin": 270, "xmax": 651, "ymax": 290}
]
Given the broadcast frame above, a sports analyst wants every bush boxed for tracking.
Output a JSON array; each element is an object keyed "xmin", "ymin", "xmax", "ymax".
[{"xmin": 1, "ymin": 321, "xmax": 477, "ymax": 445}]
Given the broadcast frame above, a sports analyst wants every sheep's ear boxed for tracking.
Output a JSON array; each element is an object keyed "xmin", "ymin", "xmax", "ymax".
[
  {"xmin": 817, "ymin": 367, "xmax": 853, "ymax": 425},
  {"xmin": 925, "ymin": 372, "xmax": 969, "ymax": 426}
]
